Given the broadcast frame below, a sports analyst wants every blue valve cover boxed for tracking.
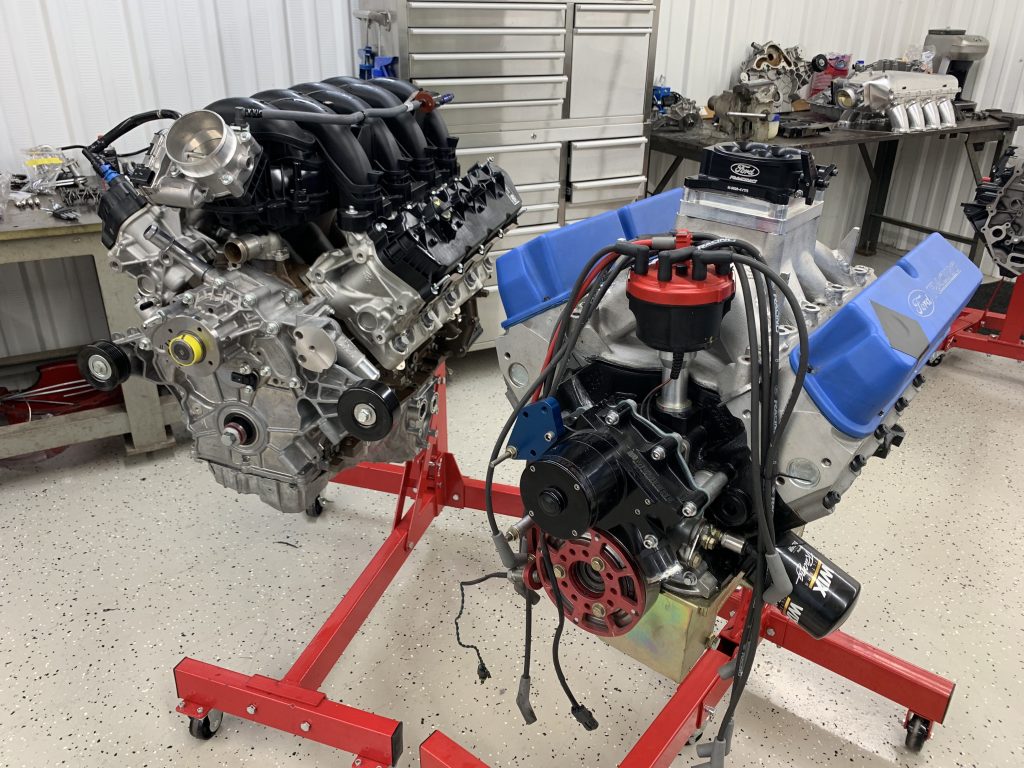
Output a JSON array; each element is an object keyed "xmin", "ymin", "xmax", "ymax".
[
  {"xmin": 496, "ymin": 189, "xmax": 682, "ymax": 328},
  {"xmin": 792, "ymin": 233, "xmax": 981, "ymax": 438}
]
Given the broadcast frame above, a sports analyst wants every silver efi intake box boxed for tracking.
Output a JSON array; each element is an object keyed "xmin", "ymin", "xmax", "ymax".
[{"xmin": 677, "ymin": 144, "xmax": 873, "ymax": 328}]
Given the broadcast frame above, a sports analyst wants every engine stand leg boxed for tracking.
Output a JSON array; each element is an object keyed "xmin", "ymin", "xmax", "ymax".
[{"xmin": 172, "ymin": 363, "xmax": 520, "ymax": 767}]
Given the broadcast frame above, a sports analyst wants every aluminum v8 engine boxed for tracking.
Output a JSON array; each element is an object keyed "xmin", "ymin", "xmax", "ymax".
[
  {"xmin": 492, "ymin": 143, "xmax": 981, "ymax": 695},
  {"xmin": 78, "ymin": 78, "xmax": 520, "ymax": 514}
]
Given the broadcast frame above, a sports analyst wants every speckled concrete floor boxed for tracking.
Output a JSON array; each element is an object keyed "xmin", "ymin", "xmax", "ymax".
[{"xmin": 0, "ymin": 348, "xmax": 1021, "ymax": 768}]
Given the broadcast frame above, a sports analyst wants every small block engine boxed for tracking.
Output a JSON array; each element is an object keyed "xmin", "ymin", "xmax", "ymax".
[
  {"xmin": 78, "ymin": 77, "xmax": 521, "ymax": 513},
  {"xmin": 492, "ymin": 143, "xmax": 981, "ymax": 701}
]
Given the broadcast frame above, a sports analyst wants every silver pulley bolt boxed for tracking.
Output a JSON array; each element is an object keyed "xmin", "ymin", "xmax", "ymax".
[
  {"xmin": 88, "ymin": 355, "xmax": 113, "ymax": 381},
  {"xmin": 681, "ymin": 501, "xmax": 699, "ymax": 518},
  {"xmin": 353, "ymin": 403, "xmax": 377, "ymax": 427},
  {"xmin": 642, "ymin": 534, "xmax": 659, "ymax": 550}
]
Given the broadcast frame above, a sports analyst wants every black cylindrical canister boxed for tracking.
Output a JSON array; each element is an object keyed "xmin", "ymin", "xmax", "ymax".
[{"xmin": 774, "ymin": 532, "xmax": 860, "ymax": 639}]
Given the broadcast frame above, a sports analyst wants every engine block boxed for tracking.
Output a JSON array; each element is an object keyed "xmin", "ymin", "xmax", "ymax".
[
  {"xmin": 79, "ymin": 78, "xmax": 520, "ymax": 513},
  {"xmin": 963, "ymin": 146, "xmax": 1024, "ymax": 276},
  {"xmin": 493, "ymin": 142, "xmax": 981, "ymax": 675}
]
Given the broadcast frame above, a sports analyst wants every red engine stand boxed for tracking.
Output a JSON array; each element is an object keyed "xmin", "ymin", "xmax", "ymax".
[
  {"xmin": 172, "ymin": 363, "xmax": 955, "ymax": 768},
  {"xmin": 174, "ymin": 364, "xmax": 522, "ymax": 767},
  {"xmin": 941, "ymin": 276, "xmax": 1024, "ymax": 361}
]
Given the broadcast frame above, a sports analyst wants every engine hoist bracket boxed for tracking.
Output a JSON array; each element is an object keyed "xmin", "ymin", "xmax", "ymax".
[{"xmin": 172, "ymin": 362, "xmax": 955, "ymax": 767}]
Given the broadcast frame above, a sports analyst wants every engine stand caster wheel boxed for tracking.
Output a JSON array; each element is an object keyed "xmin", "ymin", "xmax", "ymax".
[
  {"xmin": 188, "ymin": 709, "xmax": 224, "ymax": 740},
  {"xmin": 926, "ymin": 352, "xmax": 945, "ymax": 367},
  {"xmin": 904, "ymin": 714, "xmax": 931, "ymax": 752},
  {"xmin": 305, "ymin": 496, "xmax": 324, "ymax": 518},
  {"xmin": 686, "ymin": 727, "xmax": 704, "ymax": 746}
]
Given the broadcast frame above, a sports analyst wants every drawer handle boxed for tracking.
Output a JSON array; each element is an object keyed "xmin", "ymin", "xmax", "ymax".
[
  {"xmin": 410, "ymin": 27, "xmax": 567, "ymax": 35},
  {"xmin": 577, "ymin": 4, "xmax": 654, "ymax": 11},
  {"xmin": 446, "ymin": 100, "xmax": 563, "ymax": 110},
  {"xmin": 409, "ymin": 2, "xmax": 567, "ymax": 9},
  {"xmin": 516, "ymin": 182, "xmax": 561, "ymax": 192},
  {"xmin": 410, "ymin": 52, "xmax": 566, "ymax": 61},
  {"xmin": 571, "ymin": 176, "xmax": 647, "ymax": 190},
  {"xmin": 414, "ymin": 76, "xmax": 568, "ymax": 87},
  {"xmin": 573, "ymin": 137, "xmax": 649, "ymax": 150},
  {"xmin": 456, "ymin": 142, "xmax": 563, "ymax": 155},
  {"xmin": 574, "ymin": 27, "xmax": 651, "ymax": 35}
]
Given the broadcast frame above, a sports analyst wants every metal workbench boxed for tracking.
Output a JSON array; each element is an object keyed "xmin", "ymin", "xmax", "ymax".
[
  {"xmin": 649, "ymin": 112, "xmax": 1024, "ymax": 257},
  {"xmin": 0, "ymin": 207, "xmax": 177, "ymax": 459}
]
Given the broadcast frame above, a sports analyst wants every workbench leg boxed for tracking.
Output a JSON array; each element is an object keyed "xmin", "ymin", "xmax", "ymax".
[
  {"xmin": 651, "ymin": 156, "xmax": 683, "ymax": 196},
  {"xmin": 856, "ymin": 140, "xmax": 899, "ymax": 256},
  {"xmin": 91, "ymin": 251, "xmax": 175, "ymax": 454}
]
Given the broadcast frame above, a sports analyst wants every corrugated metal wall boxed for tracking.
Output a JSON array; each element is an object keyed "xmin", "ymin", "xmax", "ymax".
[
  {"xmin": 0, "ymin": 0, "xmax": 360, "ymax": 358},
  {"xmin": 652, "ymin": 0, "xmax": 1024, "ymax": 259},
  {"xmin": 0, "ymin": 0, "xmax": 361, "ymax": 170}
]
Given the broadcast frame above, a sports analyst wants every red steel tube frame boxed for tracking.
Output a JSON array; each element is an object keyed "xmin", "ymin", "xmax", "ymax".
[
  {"xmin": 941, "ymin": 276, "xmax": 1024, "ymax": 361},
  {"xmin": 172, "ymin": 362, "xmax": 955, "ymax": 768}
]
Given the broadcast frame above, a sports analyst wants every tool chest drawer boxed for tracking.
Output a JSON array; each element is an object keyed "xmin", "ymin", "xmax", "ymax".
[
  {"xmin": 456, "ymin": 142, "xmax": 563, "ymax": 184},
  {"xmin": 442, "ymin": 99, "xmax": 563, "ymax": 129},
  {"xmin": 409, "ymin": 51, "xmax": 566, "ymax": 78},
  {"xmin": 515, "ymin": 182, "xmax": 561, "ymax": 225},
  {"xmin": 408, "ymin": 27, "xmax": 567, "ymax": 53},
  {"xmin": 408, "ymin": 2, "xmax": 567, "ymax": 28},
  {"xmin": 567, "ymin": 175, "xmax": 646, "ymax": 204},
  {"xmin": 568, "ymin": 27, "xmax": 651, "ymax": 117},
  {"xmin": 516, "ymin": 181, "xmax": 561, "ymax": 207},
  {"xmin": 574, "ymin": 3, "xmax": 654, "ymax": 27},
  {"xmin": 568, "ymin": 137, "xmax": 647, "ymax": 181},
  {"xmin": 414, "ymin": 75, "xmax": 568, "ymax": 103}
]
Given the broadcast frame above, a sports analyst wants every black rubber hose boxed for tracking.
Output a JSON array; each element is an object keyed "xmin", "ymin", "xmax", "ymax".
[
  {"xmin": 325, "ymin": 77, "xmax": 431, "ymax": 163},
  {"xmin": 88, "ymin": 109, "xmax": 181, "ymax": 153}
]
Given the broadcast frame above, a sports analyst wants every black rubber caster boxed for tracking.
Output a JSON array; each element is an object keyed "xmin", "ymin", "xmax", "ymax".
[
  {"xmin": 686, "ymin": 727, "xmax": 704, "ymax": 746},
  {"xmin": 305, "ymin": 496, "xmax": 324, "ymax": 518},
  {"xmin": 905, "ymin": 713, "xmax": 930, "ymax": 752},
  {"xmin": 188, "ymin": 709, "xmax": 223, "ymax": 740},
  {"xmin": 926, "ymin": 353, "xmax": 945, "ymax": 367}
]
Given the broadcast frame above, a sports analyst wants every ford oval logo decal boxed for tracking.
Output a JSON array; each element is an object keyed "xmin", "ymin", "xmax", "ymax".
[
  {"xmin": 730, "ymin": 163, "xmax": 759, "ymax": 178},
  {"xmin": 908, "ymin": 289, "xmax": 935, "ymax": 318}
]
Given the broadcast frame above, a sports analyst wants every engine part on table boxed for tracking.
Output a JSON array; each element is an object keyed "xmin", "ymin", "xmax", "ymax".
[
  {"xmin": 807, "ymin": 53, "xmax": 851, "ymax": 98},
  {"xmin": 651, "ymin": 78, "xmax": 677, "ymax": 114},
  {"xmin": 824, "ymin": 69, "xmax": 960, "ymax": 133},
  {"xmin": 707, "ymin": 85, "xmax": 781, "ymax": 141},
  {"xmin": 492, "ymin": 144, "xmax": 981, "ymax": 726},
  {"xmin": 738, "ymin": 41, "xmax": 826, "ymax": 114},
  {"xmin": 651, "ymin": 93, "xmax": 701, "ymax": 132},
  {"xmin": 924, "ymin": 29, "xmax": 989, "ymax": 109},
  {"xmin": 777, "ymin": 118, "xmax": 832, "ymax": 138},
  {"xmin": 76, "ymin": 77, "xmax": 520, "ymax": 514},
  {"xmin": 963, "ymin": 146, "xmax": 1024, "ymax": 276}
]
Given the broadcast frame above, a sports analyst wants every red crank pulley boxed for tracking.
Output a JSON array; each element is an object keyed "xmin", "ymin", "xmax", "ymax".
[{"xmin": 526, "ymin": 529, "xmax": 650, "ymax": 638}]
